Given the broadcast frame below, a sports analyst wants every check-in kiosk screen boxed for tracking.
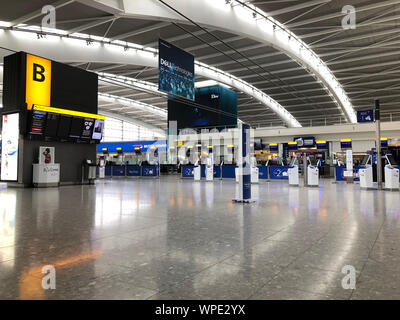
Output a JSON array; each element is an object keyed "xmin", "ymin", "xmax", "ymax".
[
  {"xmin": 69, "ymin": 117, "xmax": 83, "ymax": 138},
  {"xmin": 45, "ymin": 113, "xmax": 59, "ymax": 137},
  {"xmin": 57, "ymin": 115, "xmax": 72, "ymax": 139}
]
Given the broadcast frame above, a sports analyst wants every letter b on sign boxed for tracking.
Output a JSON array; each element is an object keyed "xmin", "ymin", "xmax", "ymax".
[{"xmin": 33, "ymin": 63, "xmax": 45, "ymax": 82}]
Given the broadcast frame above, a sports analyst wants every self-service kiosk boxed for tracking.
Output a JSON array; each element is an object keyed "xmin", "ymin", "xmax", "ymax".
[
  {"xmin": 307, "ymin": 157, "xmax": 319, "ymax": 187},
  {"xmin": 250, "ymin": 156, "xmax": 259, "ymax": 183},
  {"xmin": 206, "ymin": 154, "xmax": 214, "ymax": 181},
  {"xmin": 98, "ymin": 157, "xmax": 105, "ymax": 179},
  {"xmin": 288, "ymin": 157, "xmax": 299, "ymax": 186},
  {"xmin": 359, "ymin": 154, "xmax": 374, "ymax": 189},
  {"xmin": 193, "ymin": 159, "xmax": 201, "ymax": 181},
  {"xmin": 384, "ymin": 154, "xmax": 399, "ymax": 190}
]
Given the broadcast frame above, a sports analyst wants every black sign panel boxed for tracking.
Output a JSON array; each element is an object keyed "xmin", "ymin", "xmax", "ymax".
[
  {"xmin": 69, "ymin": 117, "xmax": 83, "ymax": 138},
  {"xmin": 45, "ymin": 113, "xmax": 59, "ymax": 137},
  {"xmin": 57, "ymin": 115, "xmax": 72, "ymax": 139}
]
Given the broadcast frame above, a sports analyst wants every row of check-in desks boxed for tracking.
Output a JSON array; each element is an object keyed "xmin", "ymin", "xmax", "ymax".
[
  {"xmin": 102, "ymin": 165, "xmax": 159, "ymax": 177},
  {"xmin": 181, "ymin": 165, "xmax": 292, "ymax": 180}
]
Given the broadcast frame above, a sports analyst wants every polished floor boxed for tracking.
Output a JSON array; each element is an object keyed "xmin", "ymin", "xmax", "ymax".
[{"xmin": 0, "ymin": 176, "xmax": 399, "ymax": 300}]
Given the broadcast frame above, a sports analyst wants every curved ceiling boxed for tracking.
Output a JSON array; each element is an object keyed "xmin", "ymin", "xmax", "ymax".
[{"xmin": 1, "ymin": 0, "xmax": 400, "ymax": 131}]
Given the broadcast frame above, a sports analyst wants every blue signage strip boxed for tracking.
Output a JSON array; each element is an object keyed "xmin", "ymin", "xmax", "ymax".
[
  {"xmin": 357, "ymin": 110, "xmax": 374, "ymax": 123},
  {"xmin": 222, "ymin": 165, "xmax": 236, "ymax": 179},
  {"xmin": 112, "ymin": 165, "xmax": 126, "ymax": 177},
  {"xmin": 159, "ymin": 39, "xmax": 195, "ymax": 101}
]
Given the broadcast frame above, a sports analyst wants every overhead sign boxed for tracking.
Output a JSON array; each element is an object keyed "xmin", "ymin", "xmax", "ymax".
[
  {"xmin": 357, "ymin": 110, "xmax": 374, "ymax": 123},
  {"xmin": 26, "ymin": 54, "xmax": 52, "ymax": 110},
  {"xmin": 1, "ymin": 113, "xmax": 20, "ymax": 181},
  {"xmin": 159, "ymin": 39, "xmax": 195, "ymax": 100}
]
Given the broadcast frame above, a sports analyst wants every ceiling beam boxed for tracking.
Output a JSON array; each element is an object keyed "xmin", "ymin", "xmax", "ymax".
[{"xmin": 10, "ymin": 0, "xmax": 75, "ymax": 26}]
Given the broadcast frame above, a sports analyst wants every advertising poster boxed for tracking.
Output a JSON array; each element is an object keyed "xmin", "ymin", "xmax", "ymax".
[
  {"xmin": 1, "ymin": 114, "xmax": 20, "ymax": 181},
  {"xmin": 159, "ymin": 39, "xmax": 195, "ymax": 100},
  {"xmin": 92, "ymin": 119, "xmax": 104, "ymax": 140},
  {"xmin": 39, "ymin": 146, "xmax": 55, "ymax": 165}
]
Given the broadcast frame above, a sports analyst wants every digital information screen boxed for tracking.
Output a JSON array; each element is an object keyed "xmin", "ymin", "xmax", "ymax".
[
  {"xmin": 69, "ymin": 117, "xmax": 83, "ymax": 138},
  {"xmin": 30, "ymin": 110, "xmax": 46, "ymax": 135},
  {"xmin": 159, "ymin": 39, "xmax": 195, "ymax": 100},
  {"xmin": 57, "ymin": 115, "xmax": 72, "ymax": 139},
  {"xmin": 92, "ymin": 119, "xmax": 104, "ymax": 140},
  {"xmin": 1, "ymin": 113, "xmax": 20, "ymax": 181},
  {"xmin": 81, "ymin": 118, "xmax": 94, "ymax": 139},
  {"xmin": 45, "ymin": 113, "xmax": 59, "ymax": 137}
]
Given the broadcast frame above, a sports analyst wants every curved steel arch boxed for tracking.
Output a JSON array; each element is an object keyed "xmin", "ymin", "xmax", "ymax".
[
  {"xmin": 0, "ymin": 23, "xmax": 302, "ymax": 127},
  {"xmin": 91, "ymin": 0, "xmax": 357, "ymax": 123}
]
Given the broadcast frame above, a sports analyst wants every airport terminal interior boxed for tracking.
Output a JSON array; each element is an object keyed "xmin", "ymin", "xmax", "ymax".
[{"xmin": 1, "ymin": 0, "xmax": 400, "ymax": 301}]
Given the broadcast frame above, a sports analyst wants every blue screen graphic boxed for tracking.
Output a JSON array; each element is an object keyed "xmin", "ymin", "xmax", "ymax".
[{"xmin": 159, "ymin": 39, "xmax": 195, "ymax": 100}]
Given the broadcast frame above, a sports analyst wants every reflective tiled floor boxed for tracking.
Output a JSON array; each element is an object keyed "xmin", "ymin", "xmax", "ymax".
[{"xmin": 1, "ymin": 177, "xmax": 400, "ymax": 300}]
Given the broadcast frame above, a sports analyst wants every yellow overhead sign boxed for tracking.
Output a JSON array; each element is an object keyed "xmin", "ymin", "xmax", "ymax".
[{"xmin": 26, "ymin": 54, "xmax": 51, "ymax": 110}]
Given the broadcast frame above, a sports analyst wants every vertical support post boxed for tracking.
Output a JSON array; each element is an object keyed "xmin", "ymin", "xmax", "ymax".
[
  {"xmin": 234, "ymin": 123, "xmax": 253, "ymax": 202},
  {"xmin": 303, "ymin": 152, "xmax": 307, "ymax": 186},
  {"xmin": 375, "ymin": 99, "xmax": 382, "ymax": 190}
]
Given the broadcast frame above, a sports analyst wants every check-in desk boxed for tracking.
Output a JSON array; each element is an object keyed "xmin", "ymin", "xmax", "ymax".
[
  {"xmin": 141, "ymin": 165, "xmax": 159, "ymax": 177},
  {"xmin": 269, "ymin": 165, "xmax": 290, "ymax": 180}
]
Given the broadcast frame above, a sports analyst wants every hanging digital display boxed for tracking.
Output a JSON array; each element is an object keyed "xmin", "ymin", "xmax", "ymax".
[
  {"xmin": 30, "ymin": 110, "xmax": 46, "ymax": 135},
  {"xmin": 92, "ymin": 119, "xmax": 104, "ymax": 141},
  {"xmin": 159, "ymin": 39, "xmax": 195, "ymax": 100},
  {"xmin": 45, "ymin": 113, "xmax": 59, "ymax": 137}
]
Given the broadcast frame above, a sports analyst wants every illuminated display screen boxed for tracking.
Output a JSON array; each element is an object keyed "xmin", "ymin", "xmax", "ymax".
[
  {"xmin": 81, "ymin": 118, "xmax": 94, "ymax": 139},
  {"xmin": 30, "ymin": 110, "xmax": 46, "ymax": 135},
  {"xmin": 69, "ymin": 117, "xmax": 83, "ymax": 138},
  {"xmin": 92, "ymin": 119, "xmax": 104, "ymax": 141},
  {"xmin": 1, "ymin": 113, "xmax": 20, "ymax": 181}
]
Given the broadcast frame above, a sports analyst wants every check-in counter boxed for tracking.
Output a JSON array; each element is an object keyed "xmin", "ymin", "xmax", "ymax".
[
  {"xmin": 126, "ymin": 165, "xmax": 140, "ymax": 177},
  {"xmin": 222, "ymin": 165, "xmax": 237, "ymax": 179},
  {"xmin": 201, "ymin": 165, "xmax": 221, "ymax": 179},
  {"xmin": 269, "ymin": 165, "xmax": 290, "ymax": 180},
  {"xmin": 181, "ymin": 165, "xmax": 195, "ymax": 178},
  {"xmin": 105, "ymin": 165, "xmax": 112, "ymax": 177},
  {"xmin": 141, "ymin": 165, "xmax": 159, "ymax": 177},
  {"xmin": 335, "ymin": 166, "xmax": 362, "ymax": 182},
  {"xmin": 112, "ymin": 165, "xmax": 126, "ymax": 177},
  {"xmin": 258, "ymin": 166, "xmax": 268, "ymax": 180}
]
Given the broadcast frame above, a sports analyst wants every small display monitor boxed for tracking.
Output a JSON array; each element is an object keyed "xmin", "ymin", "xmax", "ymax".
[{"xmin": 92, "ymin": 119, "xmax": 104, "ymax": 140}]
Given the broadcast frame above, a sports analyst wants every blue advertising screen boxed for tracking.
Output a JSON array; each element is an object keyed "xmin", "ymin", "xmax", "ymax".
[{"xmin": 159, "ymin": 39, "xmax": 195, "ymax": 100}]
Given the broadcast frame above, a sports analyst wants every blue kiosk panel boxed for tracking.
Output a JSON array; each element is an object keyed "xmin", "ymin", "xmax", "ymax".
[
  {"xmin": 222, "ymin": 165, "xmax": 237, "ymax": 179},
  {"xmin": 126, "ymin": 165, "xmax": 140, "ymax": 177},
  {"xmin": 258, "ymin": 166, "xmax": 268, "ymax": 179},
  {"xmin": 201, "ymin": 165, "xmax": 221, "ymax": 178},
  {"xmin": 112, "ymin": 165, "xmax": 126, "ymax": 177},
  {"xmin": 141, "ymin": 165, "xmax": 158, "ymax": 177},
  {"xmin": 269, "ymin": 165, "xmax": 290, "ymax": 180},
  {"xmin": 181, "ymin": 165, "xmax": 195, "ymax": 178}
]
